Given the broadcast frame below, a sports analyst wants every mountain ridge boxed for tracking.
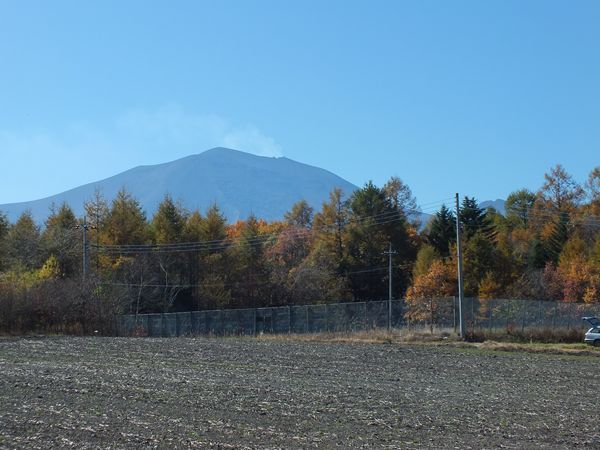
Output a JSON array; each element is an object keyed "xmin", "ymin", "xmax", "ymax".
[
  {"xmin": 0, "ymin": 148, "xmax": 358, "ymax": 224},
  {"xmin": 1, "ymin": 147, "xmax": 506, "ymax": 226}
]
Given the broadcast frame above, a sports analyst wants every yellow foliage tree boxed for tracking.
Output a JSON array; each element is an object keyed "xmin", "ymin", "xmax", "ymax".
[
  {"xmin": 37, "ymin": 255, "xmax": 61, "ymax": 280},
  {"xmin": 405, "ymin": 259, "xmax": 456, "ymax": 333}
]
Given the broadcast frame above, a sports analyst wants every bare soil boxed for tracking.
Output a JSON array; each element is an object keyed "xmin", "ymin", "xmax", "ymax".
[{"xmin": 0, "ymin": 336, "xmax": 598, "ymax": 449}]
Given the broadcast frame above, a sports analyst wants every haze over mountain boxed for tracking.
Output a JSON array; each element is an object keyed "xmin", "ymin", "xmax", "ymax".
[{"xmin": 0, "ymin": 148, "xmax": 359, "ymax": 224}]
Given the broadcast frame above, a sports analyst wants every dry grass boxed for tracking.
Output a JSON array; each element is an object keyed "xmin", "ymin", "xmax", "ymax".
[
  {"xmin": 253, "ymin": 328, "xmax": 600, "ymax": 356},
  {"xmin": 254, "ymin": 327, "xmax": 460, "ymax": 345},
  {"xmin": 468, "ymin": 327, "xmax": 585, "ymax": 344},
  {"xmin": 477, "ymin": 340, "xmax": 600, "ymax": 357}
]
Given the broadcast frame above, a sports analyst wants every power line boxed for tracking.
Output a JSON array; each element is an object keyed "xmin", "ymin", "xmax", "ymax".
[{"xmin": 92, "ymin": 200, "xmax": 450, "ymax": 255}]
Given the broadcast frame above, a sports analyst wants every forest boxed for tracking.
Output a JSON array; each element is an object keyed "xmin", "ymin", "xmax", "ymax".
[{"xmin": 0, "ymin": 164, "xmax": 598, "ymax": 334}]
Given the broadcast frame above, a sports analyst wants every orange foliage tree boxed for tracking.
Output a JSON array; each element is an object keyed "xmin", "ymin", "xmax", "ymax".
[{"xmin": 405, "ymin": 259, "xmax": 456, "ymax": 333}]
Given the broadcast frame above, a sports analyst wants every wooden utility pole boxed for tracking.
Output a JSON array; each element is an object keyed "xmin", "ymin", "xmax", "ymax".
[
  {"xmin": 455, "ymin": 194, "xmax": 466, "ymax": 339},
  {"xmin": 76, "ymin": 216, "xmax": 94, "ymax": 281}
]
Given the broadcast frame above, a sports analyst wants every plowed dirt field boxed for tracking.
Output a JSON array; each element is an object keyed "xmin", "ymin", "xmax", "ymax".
[{"xmin": 0, "ymin": 337, "xmax": 598, "ymax": 448}]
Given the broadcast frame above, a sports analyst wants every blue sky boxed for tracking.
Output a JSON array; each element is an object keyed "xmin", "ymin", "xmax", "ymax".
[{"xmin": 0, "ymin": 0, "xmax": 598, "ymax": 208}]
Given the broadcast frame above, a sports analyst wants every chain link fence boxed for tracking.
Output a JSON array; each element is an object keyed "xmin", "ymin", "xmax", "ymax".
[{"xmin": 115, "ymin": 298, "xmax": 600, "ymax": 337}]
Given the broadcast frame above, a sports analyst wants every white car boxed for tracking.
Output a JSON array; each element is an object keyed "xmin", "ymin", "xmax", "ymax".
[{"xmin": 583, "ymin": 317, "xmax": 600, "ymax": 347}]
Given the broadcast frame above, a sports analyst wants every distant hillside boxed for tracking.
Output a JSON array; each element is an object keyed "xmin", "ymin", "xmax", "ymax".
[
  {"xmin": 480, "ymin": 199, "xmax": 506, "ymax": 215},
  {"xmin": 0, "ymin": 148, "xmax": 358, "ymax": 224}
]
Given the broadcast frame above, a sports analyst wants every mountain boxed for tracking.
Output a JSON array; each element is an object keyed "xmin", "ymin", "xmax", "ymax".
[
  {"xmin": 0, "ymin": 148, "xmax": 358, "ymax": 224},
  {"xmin": 479, "ymin": 199, "xmax": 506, "ymax": 215}
]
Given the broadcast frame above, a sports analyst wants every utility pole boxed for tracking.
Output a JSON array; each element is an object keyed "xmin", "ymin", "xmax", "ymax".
[
  {"xmin": 455, "ymin": 193, "xmax": 466, "ymax": 339},
  {"xmin": 75, "ymin": 216, "xmax": 95, "ymax": 281},
  {"xmin": 383, "ymin": 242, "xmax": 397, "ymax": 331}
]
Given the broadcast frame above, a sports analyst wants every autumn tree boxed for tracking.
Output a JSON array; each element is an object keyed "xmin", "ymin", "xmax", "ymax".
[
  {"xmin": 0, "ymin": 211, "xmax": 10, "ymax": 271},
  {"xmin": 505, "ymin": 189, "xmax": 536, "ymax": 227},
  {"xmin": 284, "ymin": 199, "xmax": 314, "ymax": 228},
  {"xmin": 6, "ymin": 211, "xmax": 41, "ymax": 271},
  {"xmin": 84, "ymin": 189, "xmax": 109, "ymax": 269},
  {"xmin": 40, "ymin": 203, "xmax": 79, "ymax": 278},
  {"xmin": 186, "ymin": 205, "xmax": 231, "ymax": 309},
  {"xmin": 228, "ymin": 215, "xmax": 269, "ymax": 307},
  {"xmin": 413, "ymin": 244, "xmax": 439, "ymax": 278},
  {"xmin": 312, "ymin": 188, "xmax": 348, "ymax": 276},
  {"xmin": 102, "ymin": 188, "xmax": 148, "ymax": 247},
  {"xmin": 383, "ymin": 176, "xmax": 418, "ymax": 223},
  {"xmin": 538, "ymin": 164, "xmax": 584, "ymax": 213},
  {"xmin": 462, "ymin": 232, "xmax": 496, "ymax": 297},
  {"xmin": 149, "ymin": 195, "xmax": 189, "ymax": 312},
  {"xmin": 405, "ymin": 259, "xmax": 456, "ymax": 333}
]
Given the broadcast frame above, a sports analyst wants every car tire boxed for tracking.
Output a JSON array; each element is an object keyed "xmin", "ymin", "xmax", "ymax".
[{"xmin": 594, "ymin": 340, "xmax": 600, "ymax": 347}]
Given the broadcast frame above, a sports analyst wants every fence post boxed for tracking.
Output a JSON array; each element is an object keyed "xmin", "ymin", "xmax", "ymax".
[
  {"xmin": 288, "ymin": 305, "xmax": 291, "ymax": 334},
  {"xmin": 521, "ymin": 300, "xmax": 526, "ymax": 333},
  {"xmin": 253, "ymin": 308, "xmax": 257, "ymax": 336},
  {"xmin": 305, "ymin": 305, "xmax": 309, "ymax": 334}
]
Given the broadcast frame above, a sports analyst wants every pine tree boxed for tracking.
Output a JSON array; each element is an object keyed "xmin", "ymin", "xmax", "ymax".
[
  {"xmin": 346, "ymin": 181, "xmax": 413, "ymax": 300},
  {"xmin": 427, "ymin": 204, "xmax": 455, "ymax": 257},
  {"xmin": 545, "ymin": 215, "xmax": 569, "ymax": 264},
  {"xmin": 459, "ymin": 197, "xmax": 495, "ymax": 240}
]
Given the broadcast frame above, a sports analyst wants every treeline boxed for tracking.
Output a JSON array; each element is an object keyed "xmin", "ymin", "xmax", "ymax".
[{"xmin": 0, "ymin": 164, "xmax": 598, "ymax": 333}]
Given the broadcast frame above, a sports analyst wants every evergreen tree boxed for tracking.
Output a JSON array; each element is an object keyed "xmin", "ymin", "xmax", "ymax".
[
  {"xmin": 346, "ymin": 181, "xmax": 413, "ymax": 300},
  {"xmin": 545, "ymin": 215, "xmax": 570, "ymax": 264},
  {"xmin": 427, "ymin": 205, "xmax": 455, "ymax": 257},
  {"xmin": 527, "ymin": 234, "xmax": 547, "ymax": 270},
  {"xmin": 459, "ymin": 196, "xmax": 495, "ymax": 240}
]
